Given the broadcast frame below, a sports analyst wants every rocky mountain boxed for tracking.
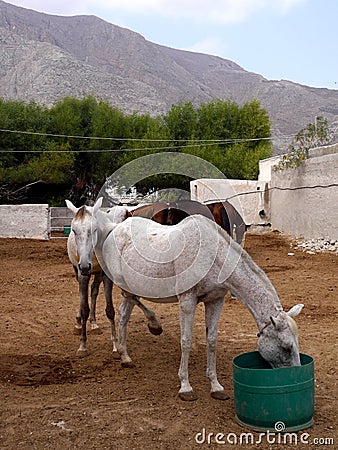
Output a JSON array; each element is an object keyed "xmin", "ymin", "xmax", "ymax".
[{"xmin": 1, "ymin": 0, "xmax": 338, "ymax": 152}]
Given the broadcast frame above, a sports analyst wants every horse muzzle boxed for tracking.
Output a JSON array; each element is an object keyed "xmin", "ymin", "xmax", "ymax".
[{"xmin": 78, "ymin": 262, "xmax": 92, "ymax": 276}]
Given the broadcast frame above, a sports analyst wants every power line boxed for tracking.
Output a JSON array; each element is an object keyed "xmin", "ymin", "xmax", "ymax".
[
  {"xmin": 0, "ymin": 148, "xmax": 224, "ymax": 155},
  {"xmin": 0, "ymin": 127, "xmax": 280, "ymax": 153},
  {"xmin": 0, "ymin": 127, "xmax": 276, "ymax": 144},
  {"xmin": 0, "ymin": 141, "xmax": 251, "ymax": 153},
  {"xmin": 204, "ymin": 182, "xmax": 338, "ymax": 204}
]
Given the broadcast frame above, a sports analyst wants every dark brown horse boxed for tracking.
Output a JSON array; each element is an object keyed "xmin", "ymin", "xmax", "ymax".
[
  {"xmin": 131, "ymin": 199, "xmax": 247, "ymax": 244},
  {"xmin": 206, "ymin": 201, "xmax": 247, "ymax": 245}
]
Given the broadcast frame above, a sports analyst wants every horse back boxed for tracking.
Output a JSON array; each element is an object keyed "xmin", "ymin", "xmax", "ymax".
[{"xmin": 131, "ymin": 202, "xmax": 169, "ymax": 224}]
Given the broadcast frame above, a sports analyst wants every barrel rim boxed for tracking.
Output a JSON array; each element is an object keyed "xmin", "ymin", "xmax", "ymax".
[{"xmin": 233, "ymin": 351, "xmax": 313, "ymax": 371}]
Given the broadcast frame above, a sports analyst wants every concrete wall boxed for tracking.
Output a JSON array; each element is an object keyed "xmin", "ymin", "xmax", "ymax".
[
  {"xmin": 270, "ymin": 152, "xmax": 338, "ymax": 240},
  {"xmin": 259, "ymin": 155, "xmax": 282, "ymax": 182},
  {"xmin": 309, "ymin": 142, "xmax": 338, "ymax": 158},
  {"xmin": 190, "ymin": 178, "xmax": 270, "ymax": 225},
  {"xmin": 259, "ymin": 143, "xmax": 338, "ymax": 182},
  {"xmin": 0, "ymin": 204, "xmax": 50, "ymax": 239},
  {"xmin": 191, "ymin": 143, "xmax": 338, "ymax": 239}
]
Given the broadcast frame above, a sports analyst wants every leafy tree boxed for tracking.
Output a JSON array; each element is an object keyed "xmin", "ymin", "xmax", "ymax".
[
  {"xmin": 196, "ymin": 99, "xmax": 240, "ymax": 140},
  {"xmin": 0, "ymin": 99, "xmax": 49, "ymax": 169},
  {"xmin": 0, "ymin": 95, "xmax": 273, "ymax": 204},
  {"xmin": 17, "ymin": 144, "xmax": 74, "ymax": 184},
  {"xmin": 275, "ymin": 116, "xmax": 331, "ymax": 169},
  {"xmin": 163, "ymin": 101, "xmax": 196, "ymax": 145}
]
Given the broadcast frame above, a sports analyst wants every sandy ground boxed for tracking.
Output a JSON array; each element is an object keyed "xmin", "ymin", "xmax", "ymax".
[{"xmin": 0, "ymin": 231, "xmax": 337, "ymax": 449}]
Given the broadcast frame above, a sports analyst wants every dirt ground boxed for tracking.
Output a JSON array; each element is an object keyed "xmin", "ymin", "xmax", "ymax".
[{"xmin": 0, "ymin": 231, "xmax": 337, "ymax": 450}]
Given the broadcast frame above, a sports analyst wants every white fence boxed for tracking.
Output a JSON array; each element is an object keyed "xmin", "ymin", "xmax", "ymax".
[{"xmin": 50, "ymin": 207, "xmax": 74, "ymax": 234}]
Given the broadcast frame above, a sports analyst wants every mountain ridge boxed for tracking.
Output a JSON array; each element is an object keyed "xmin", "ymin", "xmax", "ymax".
[{"xmin": 1, "ymin": 0, "xmax": 338, "ymax": 152}]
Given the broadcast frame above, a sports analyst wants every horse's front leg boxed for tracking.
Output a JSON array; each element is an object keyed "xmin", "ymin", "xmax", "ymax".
[
  {"xmin": 89, "ymin": 273, "xmax": 102, "ymax": 333},
  {"xmin": 204, "ymin": 297, "xmax": 228, "ymax": 400},
  {"xmin": 102, "ymin": 272, "xmax": 119, "ymax": 358},
  {"xmin": 132, "ymin": 295, "xmax": 163, "ymax": 336},
  {"xmin": 72, "ymin": 266, "xmax": 83, "ymax": 332},
  {"xmin": 117, "ymin": 291, "xmax": 136, "ymax": 368},
  {"xmin": 178, "ymin": 292, "xmax": 198, "ymax": 401},
  {"xmin": 77, "ymin": 273, "xmax": 90, "ymax": 355}
]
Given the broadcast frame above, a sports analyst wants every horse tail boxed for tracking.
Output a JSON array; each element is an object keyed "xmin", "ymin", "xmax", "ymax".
[{"xmin": 219, "ymin": 203, "xmax": 231, "ymax": 237}]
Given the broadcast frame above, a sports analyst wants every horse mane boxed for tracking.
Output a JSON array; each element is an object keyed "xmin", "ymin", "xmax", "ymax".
[
  {"xmin": 215, "ymin": 222, "xmax": 283, "ymax": 311},
  {"xmin": 74, "ymin": 205, "xmax": 89, "ymax": 220},
  {"xmin": 107, "ymin": 206, "xmax": 130, "ymax": 223}
]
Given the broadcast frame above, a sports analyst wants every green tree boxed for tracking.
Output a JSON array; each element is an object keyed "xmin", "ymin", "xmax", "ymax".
[
  {"xmin": 196, "ymin": 99, "xmax": 240, "ymax": 140},
  {"xmin": 163, "ymin": 101, "xmax": 197, "ymax": 145},
  {"xmin": 276, "ymin": 116, "xmax": 331, "ymax": 169},
  {"xmin": 185, "ymin": 99, "xmax": 272, "ymax": 179},
  {"xmin": 0, "ymin": 99, "xmax": 49, "ymax": 168},
  {"xmin": 0, "ymin": 96, "xmax": 273, "ymax": 204}
]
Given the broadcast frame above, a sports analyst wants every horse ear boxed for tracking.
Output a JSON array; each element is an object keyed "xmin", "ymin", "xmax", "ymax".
[
  {"xmin": 125, "ymin": 209, "xmax": 132, "ymax": 219},
  {"xmin": 286, "ymin": 304, "xmax": 304, "ymax": 318},
  {"xmin": 65, "ymin": 199, "xmax": 78, "ymax": 214},
  {"xmin": 93, "ymin": 197, "xmax": 103, "ymax": 213},
  {"xmin": 96, "ymin": 209, "xmax": 108, "ymax": 227},
  {"xmin": 95, "ymin": 209, "xmax": 104, "ymax": 229}
]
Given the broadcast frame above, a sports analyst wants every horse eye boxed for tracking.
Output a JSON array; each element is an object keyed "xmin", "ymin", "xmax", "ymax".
[
  {"xmin": 72, "ymin": 228, "xmax": 77, "ymax": 235},
  {"xmin": 283, "ymin": 346, "xmax": 292, "ymax": 354}
]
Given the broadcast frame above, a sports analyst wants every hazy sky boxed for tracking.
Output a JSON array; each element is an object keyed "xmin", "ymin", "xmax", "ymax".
[{"xmin": 4, "ymin": 0, "xmax": 338, "ymax": 90}]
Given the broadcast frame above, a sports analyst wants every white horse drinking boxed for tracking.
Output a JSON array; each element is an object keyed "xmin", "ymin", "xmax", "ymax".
[
  {"xmin": 93, "ymin": 207, "xmax": 304, "ymax": 401},
  {"xmin": 66, "ymin": 198, "xmax": 162, "ymax": 355}
]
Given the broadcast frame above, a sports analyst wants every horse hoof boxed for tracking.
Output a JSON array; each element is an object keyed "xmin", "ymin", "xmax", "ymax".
[
  {"xmin": 90, "ymin": 327, "xmax": 102, "ymax": 335},
  {"xmin": 211, "ymin": 390, "xmax": 229, "ymax": 400},
  {"xmin": 121, "ymin": 361, "xmax": 135, "ymax": 368},
  {"xmin": 73, "ymin": 327, "xmax": 82, "ymax": 335},
  {"xmin": 179, "ymin": 391, "xmax": 198, "ymax": 401},
  {"xmin": 112, "ymin": 351, "xmax": 121, "ymax": 360},
  {"xmin": 76, "ymin": 349, "xmax": 87, "ymax": 358},
  {"xmin": 148, "ymin": 324, "xmax": 163, "ymax": 336}
]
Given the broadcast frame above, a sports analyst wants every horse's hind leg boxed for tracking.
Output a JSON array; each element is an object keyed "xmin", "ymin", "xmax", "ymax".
[
  {"xmin": 102, "ymin": 272, "xmax": 119, "ymax": 359},
  {"xmin": 204, "ymin": 297, "xmax": 228, "ymax": 400},
  {"xmin": 117, "ymin": 292, "xmax": 137, "ymax": 367},
  {"xmin": 89, "ymin": 273, "xmax": 102, "ymax": 333},
  {"xmin": 178, "ymin": 292, "xmax": 198, "ymax": 401},
  {"xmin": 132, "ymin": 296, "xmax": 163, "ymax": 335}
]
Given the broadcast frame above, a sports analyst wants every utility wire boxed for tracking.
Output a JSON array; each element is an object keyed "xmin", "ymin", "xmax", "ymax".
[
  {"xmin": 204, "ymin": 182, "xmax": 338, "ymax": 204},
  {"xmin": 0, "ymin": 127, "xmax": 276, "ymax": 143},
  {"xmin": 0, "ymin": 127, "xmax": 280, "ymax": 153}
]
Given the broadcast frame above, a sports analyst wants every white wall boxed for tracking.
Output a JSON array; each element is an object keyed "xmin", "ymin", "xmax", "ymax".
[
  {"xmin": 258, "ymin": 155, "xmax": 282, "ymax": 182},
  {"xmin": 190, "ymin": 178, "xmax": 270, "ymax": 225},
  {"xmin": 259, "ymin": 143, "xmax": 338, "ymax": 182},
  {"xmin": 270, "ymin": 152, "xmax": 338, "ymax": 240},
  {"xmin": 0, "ymin": 204, "xmax": 50, "ymax": 239}
]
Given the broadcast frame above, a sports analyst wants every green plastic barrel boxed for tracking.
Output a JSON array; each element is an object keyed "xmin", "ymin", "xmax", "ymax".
[
  {"xmin": 63, "ymin": 225, "xmax": 71, "ymax": 236},
  {"xmin": 233, "ymin": 351, "xmax": 314, "ymax": 432}
]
